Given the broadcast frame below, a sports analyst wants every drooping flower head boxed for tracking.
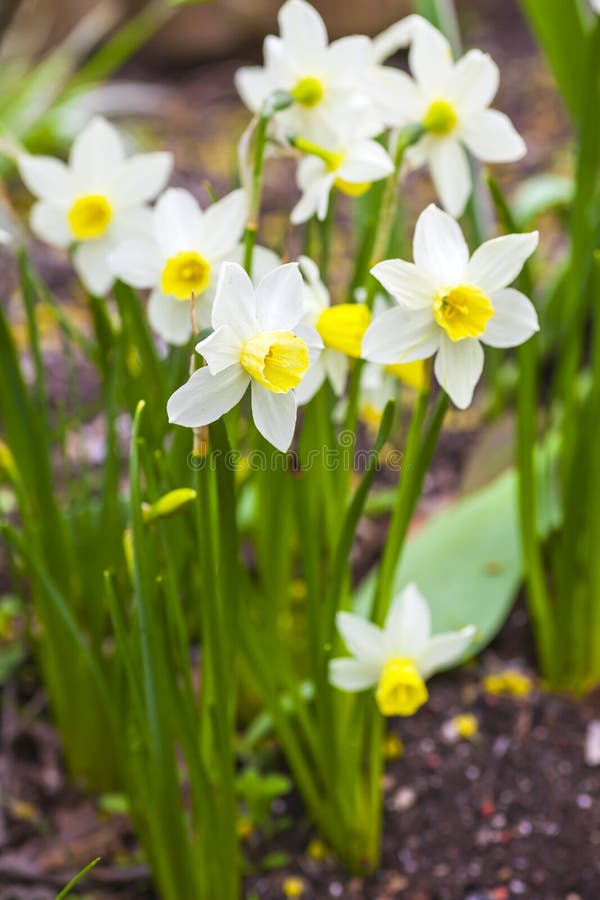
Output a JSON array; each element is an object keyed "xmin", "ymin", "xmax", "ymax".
[
  {"xmin": 376, "ymin": 18, "xmax": 526, "ymax": 216},
  {"xmin": 235, "ymin": 0, "xmax": 381, "ymax": 143},
  {"xmin": 290, "ymin": 125, "xmax": 394, "ymax": 224},
  {"xmin": 329, "ymin": 583, "xmax": 476, "ymax": 716},
  {"xmin": 18, "ymin": 116, "xmax": 172, "ymax": 295},
  {"xmin": 362, "ymin": 204, "xmax": 539, "ymax": 409},
  {"xmin": 167, "ymin": 262, "xmax": 322, "ymax": 451},
  {"xmin": 109, "ymin": 187, "xmax": 249, "ymax": 345}
]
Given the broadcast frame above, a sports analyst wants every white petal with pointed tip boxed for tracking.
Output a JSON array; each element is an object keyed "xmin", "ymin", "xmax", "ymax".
[
  {"xmin": 30, "ymin": 202, "xmax": 71, "ymax": 247},
  {"xmin": 448, "ymin": 50, "xmax": 499, "ymax": 113},
  {"xmin": 168, "ymin": 365, "xmax": 249, "ymax": 427},
  {"xmin": 417, "ymin": 626, "xmax": 476, "ymax": 679},
  {"xmin": 461, "ymin": 109, "xmax": 526, "ymax": 163},
  {"xmin": 371, "ymin": 259, "xmax": 435, "ymax": 309},
  {"xmin": 148, "ymin": 289, "xmax": 193, "ymax": 346},
  {"xmin": 109, "ymin": 237, "xmax": 162, "ymax": 289},
  {"xmin": 413, "ymin": 204, "xmax": 469, "ymax": 283},
  {"xmin": 19, "ymin": 155, "xmax": 74, "ymax": 206},
  {"xmin": 434, "ymin": 336, "xmax": 484, "ymax": 409},
  {"xmin": 482, "ymin": 288, "xmax": 539, "ymax": 348},
  {"xmin": 384, "ymin": 583, "xmax": 432, "ymax": 658},
  {"xmin": 362, "ymin": 306, "xmax": 439, "ymax": 364},
  {"xmin": 111, "ymin": 152, "xmax": 173, "ymax": 209},
  {"xmin": 278, "ymin": 0, "xmax": 328, "ymax": 66},
  {"xmin": 466, "ymin": 232, "xmax": 538, "ymax": 294},
  {"xmin": 336, "ymin": 611, "xmax": 386, "ymax": 665},
  {"xmin": 196, "ymin": 325, "xmax": 243, "ymax": 374},
  {"xmin": 250, "ymin": 383, "xmax": 297, "ymax": 452},
  {"xmin": 73, "ymin": 239, "xmax": 115, "ymax": 296},
  {"xmin": 154, "ymin": 189, "xmax": 203, "ymax": 257},
  {"xmin": 196, "ymin": 189, "xmax": 247, "ymax": 261},
  {"xmin": 255, "ymin": 263, "xmax": 303, "ymax": 331},
  {"xmin": 429, "ymin": 139, "xmax": 471, "ymax": 218},
  {"xmin": 409, "ymin": 18, "xmax": 453, "ymax": 94},
  {"xmin": 211, "ymin": 262, "xmax": 258, "ymax": 338},
  {"xmin": 70, "ymin": 117, "xmax": 125, "ymax": 190},
  {"xmin": 329, "ymin": 658, "xmax": 380, "ymax": 691}
]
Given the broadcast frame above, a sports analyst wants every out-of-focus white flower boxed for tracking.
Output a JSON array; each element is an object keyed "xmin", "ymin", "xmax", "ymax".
[
  {"xmin": 329, "ymin": 583, "xmax": 475, "ymax": 716},
  {"xmin": 235, "ymin": 0, "xmax": 381, "ymax": 143},
  {"xmin": 362, "ymin": 204, "xmax": 539, "ymax": 409},
  {"xmin": 167, "ymin": 262, "xmax": 323, "ymax": 451},
  {"xmin": 590, "ymin": 0, "xmax": 600, "ymax": 13},
  {"xmin": 290, "ymin": 127, "xmax": 394, "ymax": 223},
  {"xmin": 18, "ymin": 116, "xmax": 172, "ymax": 295},
  {"xmin": 109, "ymin": 187, "xmax": 252, "ymax": 345},
  {"xmin": 295, "ymin": 256, "xmax": 370, "ymax": 404},
  {"xmin": 374, "ymin": 18, "xmax": 525, "ymax": 217}
]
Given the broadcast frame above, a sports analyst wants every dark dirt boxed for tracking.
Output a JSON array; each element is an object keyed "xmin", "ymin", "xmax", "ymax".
[{"xmin": 0, "ymin": 1, "xmax": 591, "ymax": 898}]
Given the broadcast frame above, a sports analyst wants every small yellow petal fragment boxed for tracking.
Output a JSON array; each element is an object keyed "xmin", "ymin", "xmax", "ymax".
[
  {"xmin": 68, "ymin": 195, "xmax": 113, "ymax": 240},
  {"xmin": 422, "ymin": 98, "xmax": 458, "ymax": 136},
  {"xmin": 291, "ymin": 76, "xmax": 324, "ymax": 107},
  {"xmin": 161, "ymin": 251, "xmax": 211, "ymax": 301},
  {"xmin": 236, "ymin": 818, "xmax": 254, "ymax": 841},
  {"xmin": 433, "ymin": 284, "xmax": 494, "ymax": 342},
  {"xmin": 376, "ymin": 658, "xmax": 428, "ymax": 717},
  {"xmin": 385, "ymin": 359, "xmax": 428, "ymax": 392},
  {"xmin": 240, "ymin": 331, "xmax": 309, "ymax": 393},
  {"xmin": 451, "ymin": 713, "xmax": 479, "ymax": 740},
  {"xmin": 334, "ymin": 178, "xmax": 372, "ymax": 197},
  {"xmin": 383, "ymin": 733, "xmax": 405, "ymax": 760},
  {"xmin": 282, "ymin": 876, "xmax": 305, "ymax": 898},
  {"xmin": 306, "ymin": 838, "xmax": 329, "ymax": 861},
  {"xmin": 483, "ymin": 670, "xmax": 533, "ymax": 697},
  {"xmin": 316, "ymin": 303, "xmax": 371, "ymax": 358}
]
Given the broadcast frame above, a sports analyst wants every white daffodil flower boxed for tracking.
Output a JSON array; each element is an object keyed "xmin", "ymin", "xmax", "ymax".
[
  {"xmin": 18, "ymin": 116, "xmax": 172, "ymax": 296},
  {"xmin": 235, "ymin": 0, "xmax": 380, "ymax": 143},
  {"xmin": 290, "ymin": 127, "xmax": 394, "ymax": 224},
  {"xmin": 330, "ymin": 583, "xmax": 475, "ymax": 716},
  {"xmin": 167, "ymin": 262, "xmax": 323, "ymax": 452},
  {"xmin": 294, "ymin": 256, "xmax": 371, "ymax": 404},
  {"xmin": 109, "ymin": 187, "xmax": 250, "ymax": 345},
  {"xmin": 375, "ymin": 18, "xmax": 525, "ymax": 217},
  {"xmin": 362, "ymin": 204, "xmax": 539, "ymax": 410}
]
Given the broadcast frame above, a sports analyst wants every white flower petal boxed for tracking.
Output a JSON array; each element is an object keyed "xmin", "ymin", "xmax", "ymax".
[
  {"xmin": 413, "ymin": 203, "xmax": 469, "ymax": 283},
  {"xmin": 482, "ymin": 288, "xmax": 539, "ymax": 348},
  {"xmin": 278, "ymin": 0, "xmax": 328, "ymax": 67},
  {"xmin": 323, "ymin": 349, "xmax": 349, "ymax": 395},
  {"xmin": 429, "ymin": 138, "xmax": 471, "ymax": 218},
  {"xmin": 434, "ymin": 336, "xmax": 484, "ymax": 409},
  {"xmin": 167, "ymin": 364, "xmax": 249, "ymax": 427},
  {"xmin": 417, "ymin": 626, "xmax": 476, "ymax": 679},
  {"xmin": 384, "ymin": 583, "xmax": 432, "ymax": 657},
  {"xmin": 112, "ymin": 206, "xmax": 154, "ymax": 242},
  {"xmin": 211, "ymin": 261, "xmax": 258, "ymax": 337},
  {"xmin": 365, "ymin": 67, "xmax": 425, "ymax": 127},
  {"xmin": 466, "ymin": 231, "xmax": 538, "ymax": 293},
  {"xmin": 18, "ymin": 154, "xmax": 74, "ymax": 205},
  {"xmin": 338, "ymin": 140, "xmax": 394, "ymax": 183},
  {"xmin": 327, "ymin": 35, "xmax": 372, "ymax": 79},
  {"xmin": 148, "ymin": 289, "xmax": 192, "ymax": 345},
  {"xmin": 335, "ymin": 611, "xmax": 386, "ymax": 665},
  {"xmin": 196, "ymin": 325, "xmax": 243, "ymax": 374},
  {"xmin": 235, "ymin": 65, "xmax": 271, "ymax": 112},
  {"xmin": 73, "ymin": 239, "xmax": 114, "ymax": 296},
  {"xmin": 371, "ymin": 259, "xmax": 435, "ymax": 309},
  {"xmin": 448, "ymin": 50, "xmax": 499, "ymax": 113},
  {"xmin": 250, "ymin": 382, "xmax": 297, "ymax": 452},
  {"xmin": 30, "ymin": 202, "xmax": 71, "ymax": 247},
  {"xmin": 294, "ymin": 358, "xmax": 326, "ymax": 405},
  {"xmin": 329, "ymin": 658, "xmax": 380, "ymax": 692},
  {"xmin": 154, "ymin": 188, "xmax": 203, "ymax": 257},
  {"xmin": 409, "ymin": 18, "xmax": 453, "ymax": 95},
  {"xmin": 111, "ymin": 152, "xmax": 173, "ymax": 209},
  {"xmin": 70, "ymin": 117, "xmax": 125, "ymax": 190},
  {"xmin": 460, "ymin": 109, "xmax": 526, "ymax": 163},
  {"xmin": 196, "ymin": 189, "xmax": 248, "ymax": 260},
  {"xmin": 255, "ymin": 262, "xmax": 304, "ymax": 331},
  {"xmin": 362, "ymin": 306, "xmax": 439, "ymax": 364},
  {"xmin": 109, "ymin": 237, "xmax": 162, "ymax": 288},
  {"xmin": 371, "ymin": 14, "xmax": 419, "ymax": 63}
]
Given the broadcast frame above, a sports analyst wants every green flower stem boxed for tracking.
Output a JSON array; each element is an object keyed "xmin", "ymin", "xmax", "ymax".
[{"xmin": 242, "ymin": 91, "xmax": 293, "ymax": 274}]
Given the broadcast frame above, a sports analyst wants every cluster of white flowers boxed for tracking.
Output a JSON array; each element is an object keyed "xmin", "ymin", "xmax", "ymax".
[{"xmin": 16, "ymin": 1, "xmax": 538, "ymax": 458}]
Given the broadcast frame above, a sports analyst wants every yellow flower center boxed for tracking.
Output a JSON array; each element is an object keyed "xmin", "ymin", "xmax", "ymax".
[
  {"xmin": 291, "ymin": 76, "xmax": 324, "ymax": 107},
  {"xmin": 433, "ymin": 284, "xmax": 494, "ymax": 341},
  {"xmin": 316, "ymin": 303, "xmax": 371, "ymax": 358},
  {"xmin": 422, "ymin": 98, "xmax": 459, "ymax": 136},
  {"xmin": 160, "ymin": 251, "xmax": 211, "ymax": 301},
  {"xmin": 334, "ymin": 179, "xmax": 372, "ymax": 197},
  {"xmin": 376, "ymin": 657, "xmax": 428, "ymax": 717},
  {"xmin": 240, "ymin": 330, "xmax": 310, "ymax": 393},
  {"xmin": 68, "ymin": 194, "xmax": 113, "ymax": 240},
  {"xmin": 385, "ymin": 359, "xmax": 428, "ymax": 392}
]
